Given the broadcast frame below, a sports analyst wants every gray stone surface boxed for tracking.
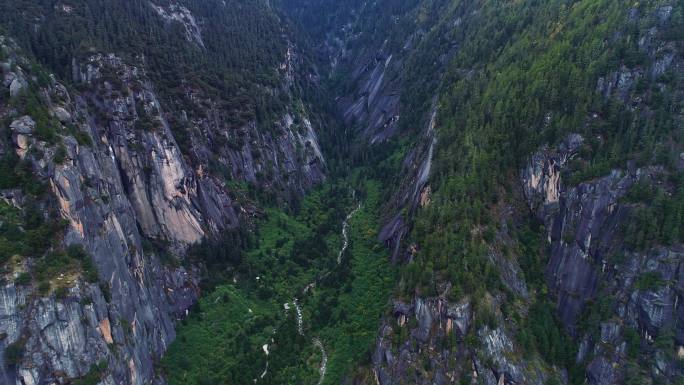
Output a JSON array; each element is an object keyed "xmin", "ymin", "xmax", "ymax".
[{"xmin": 0, "ymin": 34, "xmax": 326, "ymax": 385}]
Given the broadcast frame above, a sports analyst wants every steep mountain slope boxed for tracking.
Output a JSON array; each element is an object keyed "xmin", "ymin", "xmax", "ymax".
[
  {"xmin": 2, "ymin": 0, "xmax": 327, "ymax": 202},
  {"xmin": 284, "ymin": 1, "xmax": 684, "ymax": 384},
  {"xmin": 0, "ymin": 1, "xmax": 328, "ymax": 384},
  {"xmin": 284, "ymin": 0, "xmax": 466, "ymax": 260}
]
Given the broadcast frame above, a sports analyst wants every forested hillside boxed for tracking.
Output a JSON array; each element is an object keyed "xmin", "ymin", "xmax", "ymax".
[
  {"xmin": 282, "ymin": 0, "xmax": 684, "ymax": 384},
  {"xmin": 2, "ymin": 0, "xmax": 287, "ymax": 119},
  {"xmin": 1, "ymin": 0, "xmax": 328, "ymax": 201}
]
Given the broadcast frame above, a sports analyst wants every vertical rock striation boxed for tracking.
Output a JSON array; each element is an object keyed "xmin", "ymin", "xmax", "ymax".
[
  {"xmin": 0, "ymin": 21, "xmax": 326, "ymax": 384},
  {"xmin": 522, "ymin": 134, "xmax": 683, "ymax": 384}
]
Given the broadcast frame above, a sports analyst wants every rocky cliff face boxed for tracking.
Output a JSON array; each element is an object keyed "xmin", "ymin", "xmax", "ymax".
[
  {"xmin": 0, "ymin": 40, "xmax": 207, "ymax": 385},
  {"xmin": 72, "ymin": 53, "xmax": 239, "ymax": 243},
  {"xmin": 158, "ymin": 42, "xmax": 327, "ymax": 203},
  {"xmin": 518, "ymin": 6, "xmax": 684, "ymax": 382},
  {"xmin": 522, "ymin": 134, "xmax": 684, "ymax": 384},
  {"xmin": 0, "ymin": 13, "xmax": 326, "ymax": 383},
  {"xmin": 336, "ymin": 48, "xmax": 402, "ymax": 144},
  {"xmin": 367, "ymin": 3, "xmax": 684, "ymax": 385},
  {"xmin": 378, "ymin": 106, "xmax": 437, "ymax": 262},
  {"xmin": 316, "ymin": 0, "xmax": 463, "ymax": 262},
  {"xmin": 371, "ymin": 296, "xmax": 562, "ymax": 385}
]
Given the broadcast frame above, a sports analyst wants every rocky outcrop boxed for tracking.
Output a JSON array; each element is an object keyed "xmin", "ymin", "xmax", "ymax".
[
  {"xmin": 150, "ymin": 2, "xmax": 204, "ymax": 47},
  {"xmin": 9, "ymin": 116, "xmax": 35, "ymax": 159},
  {"xmin": 205, "ymin": 109, "xmax": 326, "ymax": 200},
  {"xmin": 379, "ymin": 106, "xmax": 438, "ymax": 261},
  {"xmin": 150, "ymin": 43, "xmax": 326, "ymax": 204},
  {"xmin": 72, "ymin": 53, "xmax": 239, "ymax": 243},
  {"xmin": 337, "ymin": 51, "xmax": 402, "ymax": 144},
  {"xmin": 372, "ymin": 296, "xmax": 557, "ymax": 385},
  {"xmin": 373, "ymin": 297, "xmax": 466, "ymax": 385}
]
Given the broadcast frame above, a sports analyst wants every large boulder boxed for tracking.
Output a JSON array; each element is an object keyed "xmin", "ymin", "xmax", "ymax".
[
  {"xmin": 10, "ymin": 116, "xmax": 35, "ymax": 134},
  {"xmin": 9, "ymin": 76, "xmax": 25, "ymax": 97},
  {"xmin": 51, "ymin": 107, "xmax": 72, "ymax": 123}
]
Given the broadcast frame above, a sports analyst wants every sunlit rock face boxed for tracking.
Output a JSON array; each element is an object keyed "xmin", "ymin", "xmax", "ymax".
[{"xmin": 0, "ymin": 50, "xmax": 206, "ymax": 385}]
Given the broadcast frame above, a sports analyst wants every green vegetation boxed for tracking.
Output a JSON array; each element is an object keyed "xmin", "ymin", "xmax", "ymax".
[
  {"xmin": 578, "ymin": 295, "xmax": 614, "ymax": 335},
  {"xmin": 0, "ymin": 153, "xmax": 47, "ymax": 196},
  {"xmin": 309, "ymin": 179, "xmax": 395, "ymax": 382},
  {"xmin": 0, "ymin": 0, "xmax": 294, "ymax": 126},
  {"xmin": 162, "ymin": 178, "xmax": 395, "ymax": 384},
  {"xmin": 0, "ymin": 100, "xmax": 50, "ymax": 192},
  {"xmin": 53, "ymin": 144, "xmax": 67, "ymax": 164},
  {"xmin": 517, "ymin": 300, "xmax": 576, "ymax": 366},
  {"xmin": 5, "ymin": 338, "xmax": 26, "ymax": 366},
  {"xmin": 162, "ymin": 285, "xmax": 289, "ymax": 384},
  {"xmin": 624, "ymin": 327, "xmax": 641, "ymax": 359},
  {"xmin": 407, "ymin": 0, "xmax": 681, "ymax": 303},
  {"xmin": 0, "ymin": 201, "xmax": 64, "ymax": 267},
  {"xmin": 70, "ymin": 128, "xmax": 93, "ymax": 147},
  {"xmin": 623, "ymin": 177, "xmax": 684, "ymax": 251},
  {"xmin": 72, "ymin": 360, "xmax": 108, "ymax": 385},
  {"xmin": 635, "ymin": 271, "xmax": 666, "ymax": 291},
  {"xmin": 0, "ymin": 200, "xmax": 97, "ymax": 291},
  {"xmin": 516, "ymin": 220, "xmax": 547, "ymax": 292},
  {"xmin": 11, "ymin": 89, "xmax": 61, "ymax": 143},
  {"xmin": 290, "ymin": 1, "xmax": 683, "ymax": 381},
  {"xmin": 34, "ymin": 243, "xmax": 99, "ymax": 293}
]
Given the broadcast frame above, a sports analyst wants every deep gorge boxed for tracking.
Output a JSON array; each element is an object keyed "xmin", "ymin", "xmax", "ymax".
[{"xmin": 0, "ymin": 1, "xmax": 682, "ymax": 385}]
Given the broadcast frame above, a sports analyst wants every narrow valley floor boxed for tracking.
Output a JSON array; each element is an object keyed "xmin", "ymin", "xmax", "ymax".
[{"xmin": 160, "ymin": 178, "xmax": 396, "ymax": 385}]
